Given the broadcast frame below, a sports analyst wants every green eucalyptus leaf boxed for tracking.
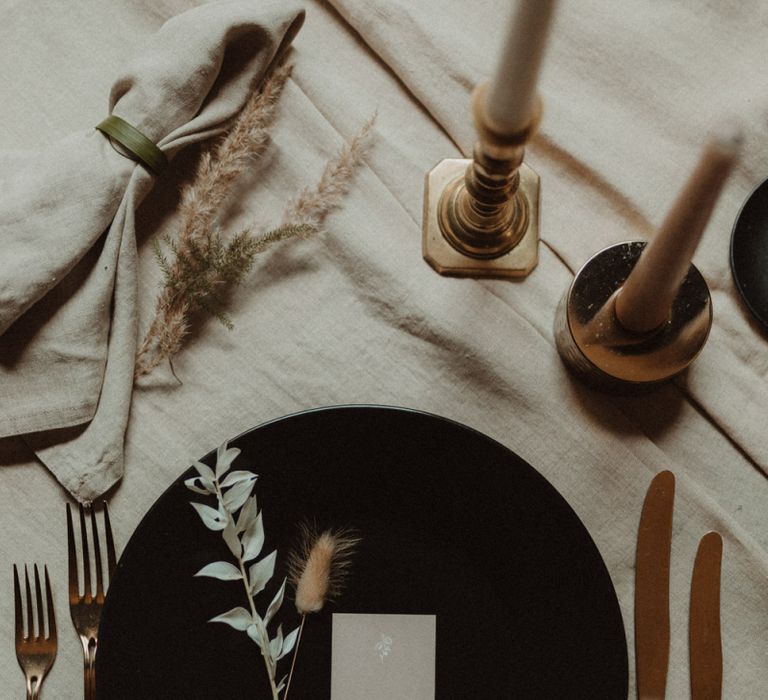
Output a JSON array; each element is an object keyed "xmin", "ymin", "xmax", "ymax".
[
  {"xmin": 278, "ymin": 627, "xmax": 300, "ymax": 660},
  {"xmin": 236, "ymin": 495, "xmax": 258, "ymax": 534},
  {"xmin": 184, "ymin": 476, "xmax": 213, "ymax": 495},
  {"xmin": 247, "ymin": 623, "xmax": 264, "ymax": 649},
  {"xmin": 222, "ymin": 478, "xmax": 256, "ymax": 513},
  {"xmin": 194, "ymin": 561, "xmax": 242, "ymax": 581},
  {"xmin": 264, "ymin": 578, "xmax": 286, "ymax": 627},
  {"xmin": 190, "ymin": 502, "xmax": 227, "ymax": 531},
  {"xmin": 269, "ymin": 625, "xmax": 284, "ymax": 661},
  {"xmin": 209, "ymin": 607, "xmax": 252, "ymax": 631},
  {"xmin": 248, "ymin": 550, "xmax": 277, "ymax": 596},
  {"xmin": 222, "ymin": 519, "xmax": 242, "ymax": 558},
  {"xmin": 220, "ymin": 470, "xmax": 258, "ymax": 488},
  {"xmin": 192, "ymin": 460, "xmax": 215, "ymax": 483},
  {"xmin": 242, "ymin": 511, "xmax": 265, "ymax": 561},
  {"xmin": 216, "ymin": 443, "xmax": 241, "ymax": 478}
]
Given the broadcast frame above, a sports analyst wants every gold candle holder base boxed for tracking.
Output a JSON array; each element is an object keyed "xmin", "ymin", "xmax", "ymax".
[
  {"xmin": 554, "ymin": 242, "xmax": 713, "ymax": 391},
  {"xmin": 422, "ymin": 84, "xmax": 541, "ymax": 278},
  {"xmin": 423, "ymin": 160, "xmax": 540, "ymax": 277}
]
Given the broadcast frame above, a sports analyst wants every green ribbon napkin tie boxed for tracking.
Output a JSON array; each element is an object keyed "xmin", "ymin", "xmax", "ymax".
[{"xmin": 95, "ymin": 116, "xmax": 167, "ymax": 175}]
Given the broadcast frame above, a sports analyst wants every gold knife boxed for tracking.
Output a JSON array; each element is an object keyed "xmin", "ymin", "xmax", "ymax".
[
  {"xmin": 635, "ymin": 470, "xmax": 675, "ymax": 699},
  {"xmin": 689, "ymin": 531, "xmax": 723, "ymax": 700}
]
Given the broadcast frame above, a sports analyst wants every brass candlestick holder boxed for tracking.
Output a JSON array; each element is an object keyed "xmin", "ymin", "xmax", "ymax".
[
  {"xmin": 554, "ymin": 134, "xmax": 740, "ymax": 390},
  {"xmin": 423, "ymin": 82, "xmax": 542, "ymax": 278},
  {"xmin": 554, "ymin": 241, "xmax": 713, "ymax": 390}
]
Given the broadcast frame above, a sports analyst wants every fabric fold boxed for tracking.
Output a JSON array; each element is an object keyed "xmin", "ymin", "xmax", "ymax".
[{"xmin": 0, "ymin": 0, "xmax": 305, "ymax": 501}]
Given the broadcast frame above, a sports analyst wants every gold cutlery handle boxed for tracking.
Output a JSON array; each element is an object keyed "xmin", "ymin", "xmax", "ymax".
[
  {"xmin": 82, "ymin": 640, "xmax": 97, "ymax": 700},
  {"xmin": 635, "ymin": 471, "xmax": 675, "ymax": 699},
  {"xmin": 690, "ymin": 532, "xmax": 723, "ymax": 700},
  {"xmin": 26, "ymin": 677, "xmax": 41, "ymax": 700}
]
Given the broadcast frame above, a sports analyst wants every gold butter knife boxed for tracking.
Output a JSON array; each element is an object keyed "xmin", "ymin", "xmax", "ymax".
[
  {"xmin": 689, "ymin": 531, "xmax": 723, "ymax": 700},
  {"xmin": 635, "ymin": 470, "xmax": 675, "ymax": 699}
]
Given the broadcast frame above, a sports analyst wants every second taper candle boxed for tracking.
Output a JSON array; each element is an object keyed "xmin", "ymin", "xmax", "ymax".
[{"xmin": 486, "ymin": 0, "xmax": 558, "ymax": 135}]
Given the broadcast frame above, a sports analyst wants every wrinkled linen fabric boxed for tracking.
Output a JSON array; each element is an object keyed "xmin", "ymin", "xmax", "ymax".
[
  {"xmin": 0, "ymin": 0, "xmax": 767, "ymax": 697},
  {"xmin": 0, "ymin": 0, "xmax": 305, "ymax": 501}
]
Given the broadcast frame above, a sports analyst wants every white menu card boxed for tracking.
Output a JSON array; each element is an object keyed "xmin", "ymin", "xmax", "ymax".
[{"xmin": 331, "ymin": 613, "xmax": 436, "ymax": 699}]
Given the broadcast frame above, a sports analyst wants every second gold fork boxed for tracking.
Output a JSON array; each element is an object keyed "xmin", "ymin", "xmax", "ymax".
[{"xmin": 66, "ymin": 503, "xmax": 117, "ymax": 700}]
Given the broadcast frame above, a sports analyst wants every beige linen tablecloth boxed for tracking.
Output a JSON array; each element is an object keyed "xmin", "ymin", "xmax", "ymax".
[{"xmin": 1, "ymin": 0, "xmax": 767, "ymax": 697}]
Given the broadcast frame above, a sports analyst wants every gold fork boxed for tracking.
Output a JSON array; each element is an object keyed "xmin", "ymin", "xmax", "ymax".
[
  {"xmin": 67, "ymin": 503, "xmax": 117, "ymax": 700},
  {"xmin": 13, "ymin": 564, "xmax": 57, "ymax": 699}
]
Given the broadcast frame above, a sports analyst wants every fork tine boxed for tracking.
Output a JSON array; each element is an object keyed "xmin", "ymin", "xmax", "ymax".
[
  {"xmin": 34, "ymin": 564, "xmax": 44, "ymax": 640},
  {"xmin": 104, "ymin": 501, "xmax": 117, "ymax": 579},
  {"xmin": 79, "ymin": 503, "xmax": 92, "ymax": 601},
  {"xmin": 91, "ymin": 505, "xmax": 104, "ymax": 598},
  {"xmin": 67, "ymin": 504, "xmax": 79, "ymax": 603},
  {"xmin": 13, "ymin": 565, "xmax": 23, "ymax": 646},
  {"xmin": 45, "ymin": 566, "xmax": 56, "ymax": 640},
  {"xmin": 24, "ymin": 565, "xmax": 33, "ymax": 640}
]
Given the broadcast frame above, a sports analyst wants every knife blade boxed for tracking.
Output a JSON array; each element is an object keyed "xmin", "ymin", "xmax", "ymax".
[
  {"xmin": 635, "ymin": 470, "xmax": 675, "ymax": 699},
  {"xmin": 689, "ymin": 531, "xmax": 723, "ymax": 700}
]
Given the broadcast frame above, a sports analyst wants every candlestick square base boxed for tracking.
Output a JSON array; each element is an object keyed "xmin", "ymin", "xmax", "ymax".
[{"xmin": 422, "ymin": 158, "xmax": 540, "ymax": 278}]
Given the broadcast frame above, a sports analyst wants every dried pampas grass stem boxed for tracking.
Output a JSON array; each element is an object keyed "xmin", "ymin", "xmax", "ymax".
[
  {"xmin": 135, "ymin": 63, "xmax": 296, "ymax": 378},
  {"xmin": 135, "ymin": 59, "xmax": 376, "ymax": 379},
  {"xmin": 282, "ymin": 113, "xmax": 376, "ymax": 230},
  {"xmin": 179, "ymin": 62, "xmax": 294, "ymax": 247},
  {"xmin": 283, "ymin": 527, "xmax": 360, "ymax": 699}
]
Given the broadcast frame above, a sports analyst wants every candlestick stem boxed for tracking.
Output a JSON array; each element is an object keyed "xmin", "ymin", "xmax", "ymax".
[
  {"xmin": 422, "ymin": 83, "xmax": 542, "ymax": 277},
  {"xmin": 439, "ymin": 142, "xmax": 526, "ymax": 258}
]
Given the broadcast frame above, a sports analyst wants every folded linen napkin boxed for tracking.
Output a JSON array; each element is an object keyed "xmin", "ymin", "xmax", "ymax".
[{"xmin": 0, "ymin": 0, "xmax": 304, "ymax": 501}]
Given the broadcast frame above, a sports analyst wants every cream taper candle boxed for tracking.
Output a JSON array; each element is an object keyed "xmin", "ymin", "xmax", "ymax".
[
  {"xmin": 614, "ymin": 130, "xmax": 742, "ymax": 334},
  {"xmin": 486, "ymin": 0, "xmax": 558, "ymax": 135}
]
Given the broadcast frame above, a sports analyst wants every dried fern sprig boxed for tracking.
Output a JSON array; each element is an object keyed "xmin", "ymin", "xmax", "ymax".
[
  {"xmin": 284, "ymin": 527, "xmax": 360, "ymax": 699},
  {"xmin": 281, "ymin": 113, "xmax": 376, "ymax": 230},
  {"xmin": 135, "ymin": 222, "xmax": 314, "ymax": 377},
  {"xmin": 135, "ymin": 94, "xmax": 377, "ymax": 377},
  {"xmin": 135, "ymin": 63, "xmax": 294, "ymax": 377}
]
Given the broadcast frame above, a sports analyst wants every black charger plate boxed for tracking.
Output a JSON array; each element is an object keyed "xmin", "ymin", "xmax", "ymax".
[
  {"xmin": 731, "ymin": 177, "xmax": 768, "ymax": 332},
  {"xmin": 96, "ymin": 406, "xmax": 628, "ymax": 698}
]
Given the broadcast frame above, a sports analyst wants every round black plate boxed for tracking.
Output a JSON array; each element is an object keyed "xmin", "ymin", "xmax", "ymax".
[
  {"xmin": 731, "ymin": 177, "xmax": 768, "ymax": 332},
  {"xmin": 97, "ymin": 406, "xmax": 628, "ymax": 699}
]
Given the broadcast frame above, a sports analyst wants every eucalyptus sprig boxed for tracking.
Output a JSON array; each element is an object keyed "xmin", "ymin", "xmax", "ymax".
[{"xmin": 186, "ymin": 442, "xmax": 298, "ymax": 699}]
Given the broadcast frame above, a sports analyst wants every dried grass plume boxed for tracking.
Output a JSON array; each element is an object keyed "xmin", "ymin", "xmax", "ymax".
[
  {"xmin": 281, "ymin": 113, "xmax": 376, "ymax": 230},
  {"xmin": 288, "ymin": 526, "xmax": 360, "ymax": 614},
  {"xmin": 135, "ymin": 59, "xmax": 376, "ymax": 379},
  {"xmin": 283, "ymin": 525, "xmax": 360, "ymax": 699},
  {"xmin": 135, "ymin": 63, "xmax": 295, "ymax": 378}
]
